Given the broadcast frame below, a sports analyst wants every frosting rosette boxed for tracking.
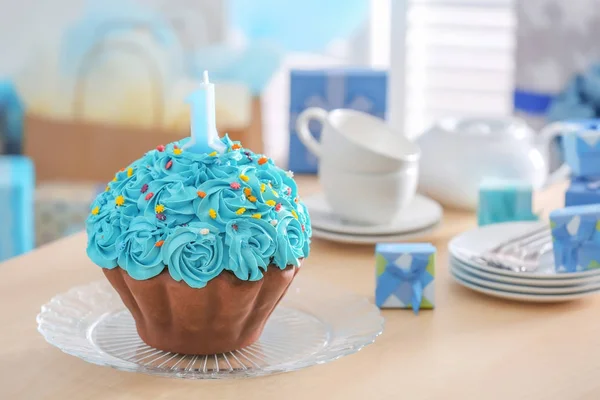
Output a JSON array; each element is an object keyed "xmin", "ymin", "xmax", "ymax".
[{"xmin": 85, "ymin": 135, "xmax": 311, "ymax": 287}]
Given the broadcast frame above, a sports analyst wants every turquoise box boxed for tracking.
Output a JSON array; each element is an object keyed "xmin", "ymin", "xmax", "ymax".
[
  {"xmin": 375, "ymin": 243, "xmax": 435, "ymax": 314},
  {"xmin": 478, "ymin": 179, "xmax": 538, "ymax": 226},
  {"xmin": 562, "ymin": 121, "xmax": 600, "ymax": 178},
  {"xmin": 550, "ymin": 204, "xmax": 600, "ymax": 272},
  {"xmin": 0, "ymin": 156, "xmax": 34, "ymax": 262}
]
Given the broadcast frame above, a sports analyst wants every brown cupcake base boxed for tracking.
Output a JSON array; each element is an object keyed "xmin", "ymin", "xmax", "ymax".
[{"xmin": 103, "ymin": 264, "xmax": 299, "ymax": 355}]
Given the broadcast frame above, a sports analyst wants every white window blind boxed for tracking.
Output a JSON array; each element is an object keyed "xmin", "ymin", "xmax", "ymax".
[{"xmin": 373, "ymin": 0, "xmax": 516, "ymax": 138}]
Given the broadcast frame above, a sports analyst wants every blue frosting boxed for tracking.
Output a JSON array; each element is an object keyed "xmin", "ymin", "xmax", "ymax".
[{"xmin": 86, "ymin": 136, "xmax": 311, "ymax": 288}]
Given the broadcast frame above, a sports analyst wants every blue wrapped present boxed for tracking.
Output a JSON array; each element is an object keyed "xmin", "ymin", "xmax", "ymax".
[
  {"xmin": 477, "ymin": 179, "xmax": 538, "ymax": 226},
  {"xmin": 288, "ymin": 69, "xmax": 387, "ymax": 173},
  {"xmin": 550, "ymin": 204, "xmax": 600, "ymax": 273},
  {"xmin": 0, "ymin": 156, "xmax": 34, "ymax": 262},
  {"xmin": 565, "ymin": 178, "xmax": 600, "ymax": 207},
  {"xmin": 375, "ymin": 243, "xmax": 435, "ymax": 314},
  {"xmin": 562, "ymin": 121, "xmax": 600, "ymax": 178},
  {"xmin": 0, "ymin": 81, "xmax": 24, "ymax": 155}
]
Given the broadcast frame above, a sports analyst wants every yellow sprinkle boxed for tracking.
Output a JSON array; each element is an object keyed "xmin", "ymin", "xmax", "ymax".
[
  {"xmin": 112, "ymin": 176, "xmax": 118, "ymax": 182},
  {"xmin": 266, "ymin": 200, "xmax": 276, "ymax": 207},
  {"xmin": 240, "ymin": 174, "xmax": 249, "ymax": 182},
  {"xmin": 91, "ymin": 206, "xmax": 100, "ymax": 215},
  {"xmin": 248, "ymin": 195, "xmax": 257, "ymax": 203},
  {"xmin": 127, "ymin": 167, "xmax": 133, "ymax": 177},
  {"xmin": 173, "ymin": 148, "xmax": 182, "ymax": 155},
  {"xmin": 236, "ymin": 207, "xmax": 246, "ymax": 215},
  {"xmin": 268, "ymin": 183, "xmax": 272, "ymax": 188},
  {"xmin": 155, "ymin": 204, "xmax": 165, "ymax": 213},
  {"xmin": 209, "ymin": 151, "xmax": 217, "ymax": 157},
  {"xmin": 115, "ymin": 195, "xmax": 125, "ymax": 206},
  {"xmin": 252, "ymin": 213, "xmax": 261, "ymax": 219},
  {"xmin": 244, "ymin": 187, "xmax": 252, "ymax": 197},
  {"xmin": 260, "ymin": 183, "xmax": 266, "ymax": 193},
  {"xmin": 272, "ymin": 190, "xmax": 279, "ymax": 197},
  {"xmin": 209, "ymin": 209, "xmax": 217, "ymax": 219},
  {"xmin": 105, "ymin": 186, "xmax": 110, "ymax": 192},
  {"xmin": 291, "ymin": 210, "xmax": 298, "ymax": 219}
]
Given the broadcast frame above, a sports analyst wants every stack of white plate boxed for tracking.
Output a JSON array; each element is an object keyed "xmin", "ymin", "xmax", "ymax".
[
  {"xmin": 303, "ymin": 192, "xmax": 443, "ymax": 244},
  {"xmin": 449, "ymin": 221, "xmax": 600, "ymax": 302}
]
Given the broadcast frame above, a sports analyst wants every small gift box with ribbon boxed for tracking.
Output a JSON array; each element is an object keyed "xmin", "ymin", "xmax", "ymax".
[
  {"xmin": 0, "ymin": 156, "xmax": 34, "ymax": 262},
  {"xmin": 477, "ymin": 179, "xmax": 538, "ymax": 226},
  {"xmin": 550, "ymin": 204, "xmax": 600, "ymax": 273},
  {"xmin": 565, "ymin": 178, "xmax": 600, "ymax": 207},
  {"xmin": 562, "ymin": 123, "xmax": 600, "ymax": 178},
  {"xmin": 375, "ymin": 243, "xmax": 435, "ymax": 314},
  {"xmin": 288, "ymin": 68, "xmax": 387, "ymax": 173}
]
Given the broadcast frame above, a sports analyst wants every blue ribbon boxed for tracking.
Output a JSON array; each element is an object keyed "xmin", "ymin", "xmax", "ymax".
[{"xmin": 375, "ymin": 255, "xmax": 430, "ymax": 315}]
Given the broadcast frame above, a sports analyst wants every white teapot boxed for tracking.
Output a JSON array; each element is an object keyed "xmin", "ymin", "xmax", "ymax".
[{"xmin": 416, "ymin": 117, "xmax": 570, "ymax": 210}]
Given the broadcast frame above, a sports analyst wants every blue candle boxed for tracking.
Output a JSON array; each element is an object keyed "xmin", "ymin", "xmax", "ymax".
[{"xmin": 183, "ymin": 71, "xmax": 226, "ymax": 154}]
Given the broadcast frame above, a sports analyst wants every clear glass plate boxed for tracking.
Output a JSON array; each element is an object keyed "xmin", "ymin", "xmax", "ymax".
[{"xmin": 37, "ymin": 275, "xmax": 383, "ymax": 379}]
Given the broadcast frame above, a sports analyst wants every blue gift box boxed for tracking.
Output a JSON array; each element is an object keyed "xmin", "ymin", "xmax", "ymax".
[
  {"xmin": 288, "ymin": 69, "xmax": 387, "ymax": 173},
  {"xmin": 550, "ymin": 204, "xmax": 600, "ymax": 272},
  {"xmin": 375, "ymin": 243, "xmax": 435, "ymax": 314},
  {"xmin": 477, "ymin": 179, "xmax": 538, "ymax": 226},
  {"xmin": 0, "ymin": 81, "xmax": 25, "ymax": 155},
  {"xmin": 565, "ymin": 178, "xmax": 600, "ymax": 207},
  {"xmin": 0, "ymin": 156, "xmax": 34, "ymax": 262},
  {"xmin": 562, "ymin": 121, "xmax": 600, "ymax": 178}
]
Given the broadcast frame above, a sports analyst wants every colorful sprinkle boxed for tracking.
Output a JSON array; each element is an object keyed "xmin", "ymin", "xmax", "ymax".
[
  {"xmin": 119, "ymin": 168, "xmax": 125, "ymax": 172},
  {"xmin": 232, "ymin": 224, "xmax": 238, "ymax": 231},
  {"xmin": 105, "ymin": 186, "xmax": 110, "ymax": 192},
  {"xmin": 252, "ymin": 213, "xmax": 261, "ymax": 219},
  {"xmin": 156, "ymin": 145, "xmax": 165, "ymax": 152},
  {"xmin": 173, "ymin": 148, "xmax": 182, "ymax": 155},
  {"xmin": 291, "ymin": 210, "xmax": 298, "ymax": 219},
  {"xmin": 294, "ymin": 197, "xmax": 299, "ymax": 204},
  {"xmin": 165, "ymin": 160, "xmax": 173, "ymax": 170},
  {"xmin": 209, "ymin": 209, "xmax": 217, "ymax": 219},
  {"xmin": 272, "ymin": 190, "xmax": 279, "ymax": 197},
  {"xmin": 91, "ymin": 206, "xmax": 100, "ymax": 215},
  {"xmin": 266, "ymin": 200, "xmax": 276, "ymax": 207},
  {"xmin": 236, "ymin": 207, "xmax": 246, "ymax": 215},
  {"xmin": 200, "ymin": 228, "xmax": 210, "ymax": 235},
  {"xmin": 301, "ymin": 224, "xmax": 305, "ymax": 232},
  {"xmin": 258, "ymin": 156, "xmax": 268, "ymax": 165},
  {"xmin": 141, "ymin": 184, "xmax": 149, "ymax": 193},
  {"xmin": 127, "ymin": 167, "xmax": 133, "ymax": 177},
  {"xmin": 270, "ymin": 219, "xmax": 278, "ymax": 226},
  {"xmin": 260, "ymin": 183, "xmax": 266, "ymax": 193},
  {"xmin": 115, "ymin": 196, "xmax": 125, "ymax": 206},
  {"xmin": 244, "ymin": 151, "xmax": 251, "ymax": 156},
  {"xmin": 155, "ymin": 240, "xmax": 165, "ymax": 247},
  {"xmin": 145, "ymin": 192, "xmax": 154, "ymax": 201},
  {"xmin": 232, "ymin": 143, "xmax": 242, "ymax": 150},
  {"xmin": 197, "ymin": 191, "xmax": 207, "ymax": 198},
  {"xmin": 156, "ymin": 213, "xmax": 166, "ymax": 221},
  {"xmin": 275, "ymin": 203, "xmax": 282, "ymax": 212},
  {"xmin": 112, "ymin": 176, "xmax": 117, "ymax": 182},
  {"xmin": 230, "ymin": 182, "xmax": 241, "ymax": 190},
  {"xmin": 244, "ymin": 187, "xmax": 252, "ymax": 197},
  {"xmin": 209, "ymin": 151, "xmax": 218, "ymax": 157},
  {"xmin": 240, "ymin": 174, "xmax": 249, "ymax": 182},
  {"xmin": 286, "ymin": 187, "xmax": 292, "ymax": 196},
  {"xmin": 248, "ymin": 195, "xmax": 257, "ymax": 203},
  {"xmin": 155, "ymin": 204, "xmax": 165, "ymax": 213},
  {"xmin": 286, "ymin": 170, "xmax": 294, "ymax": 178}
]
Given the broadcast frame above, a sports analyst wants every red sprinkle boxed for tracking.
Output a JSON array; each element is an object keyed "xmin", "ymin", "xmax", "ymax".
[
  {"xmin": 275, "ymin": 203, "xmax": 282, "ymax": 212},
  {"xmin": 173, "ymin": 144, "xmax": 179, "ymax": 149},
  {"xmin": 145, "ymin": 192, "xmax": 154, "ymax": 200},
  {"xmin": 232, "ymin": 224, "xmax": 238, "ymax": 231},
  {"xmin": 301, "ymin": 224, "xmax": 305, "ymax": 232},
  {"xmin": 156, "ymin": 145, "xmax": 165, "ymax": 152},
  {"xmin": 156, "ymin": 213, "xmax": 166, "ymax": 221},
  {"xmin": 165, "ymin": 160, "xmax": 173, "ymax": 170},
  {"xmin": 141, "ymin": 183, "xmax": 149, "ymax": 193},
  {"xmin": 286, "ymin": 187, "xmax": 292, "ymax": 195},
  {"xmin": 230, "ymin": 182, "xmax": 241, "ymax": 190}
]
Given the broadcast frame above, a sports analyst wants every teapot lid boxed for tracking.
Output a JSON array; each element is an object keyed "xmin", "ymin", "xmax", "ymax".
[{"xmin": 437, "ymin": 117, "xmax": 534, "ymax": 142}]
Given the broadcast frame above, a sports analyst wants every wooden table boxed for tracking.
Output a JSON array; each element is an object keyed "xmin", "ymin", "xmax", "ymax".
[{"xmin": 2, "ymin": 177, "xmax": 599, "ymax": 400}]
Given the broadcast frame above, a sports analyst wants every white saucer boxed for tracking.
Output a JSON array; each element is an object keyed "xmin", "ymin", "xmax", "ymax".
[
  {"xmin": 311, "ymin": 223, "xmax": 439, "ymax": 245},
  {"xmin": 450, "ymin": 256, "xmax": 600, "ymax": 287},
  {"xmin": 450, "ymin": 270, "xmax": 600, "ymax": 303},
  {"xmin": 448, "ymin": 221, "xmax": 600, "ymax": 280},
  {"xmin": 304, "ymin": 192, "xmax": 443, "ymax": 235},
  {"xmin": 451, "ymin": 262, "xmax": 600, "ymax": 294}
]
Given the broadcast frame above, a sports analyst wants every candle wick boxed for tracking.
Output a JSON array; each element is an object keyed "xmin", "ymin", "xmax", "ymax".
[{"xmin": 203, "ymin": 70, "xmax": 209, "ymax": 84}]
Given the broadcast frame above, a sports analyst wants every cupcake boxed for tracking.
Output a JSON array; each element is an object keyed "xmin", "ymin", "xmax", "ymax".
[{"xmin": 86, "ymin": 136, "xmax": 311, "ymax": 355}]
